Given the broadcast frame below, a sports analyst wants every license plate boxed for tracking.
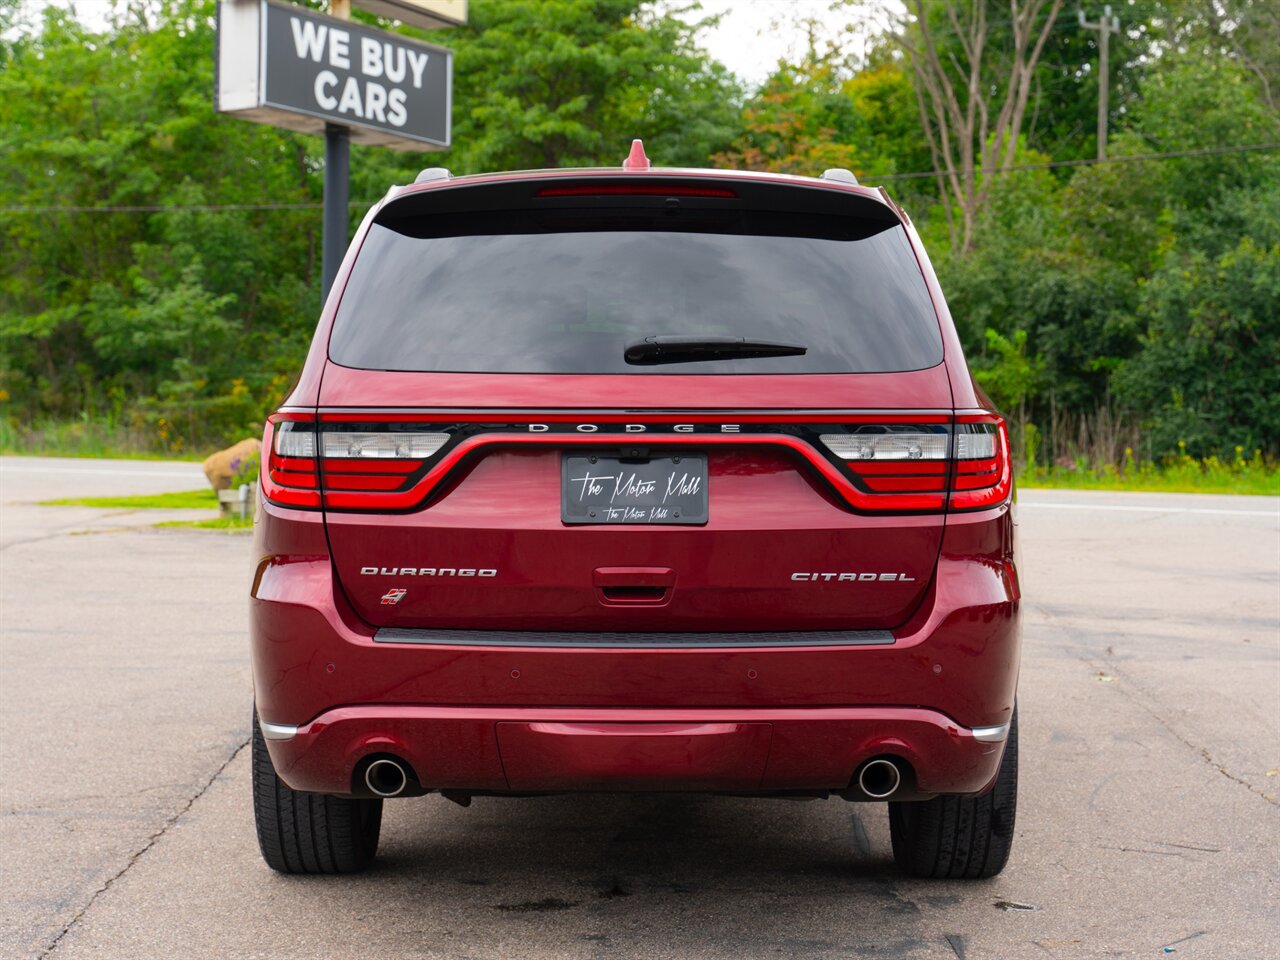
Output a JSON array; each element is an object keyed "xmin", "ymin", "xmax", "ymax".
[{"xmin": 562, "ymin": 454, "xmax": 708, "ymax": 525}]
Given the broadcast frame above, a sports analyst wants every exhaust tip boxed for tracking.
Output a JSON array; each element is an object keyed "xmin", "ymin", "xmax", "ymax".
[
  {"xmin": 858, "ymin": 758, "xmax": 902, "ymax": 799},
  {"xmin": 364, "ymin": 758, "xmax": 409, "ymax": 798}
]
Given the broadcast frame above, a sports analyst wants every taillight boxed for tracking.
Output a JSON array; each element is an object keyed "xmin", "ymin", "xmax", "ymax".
[
  {"xmin": 818, "ymin": 416, "xmax": 1011, "ymax": 512},
  {"xmin": 820, "ymin": 424, "xmax": 951, "ymax": 510},
  {"xmin": 321, "ymin": 431, "xmax": 449, "ymax": 460},
  {"xmin": 321, "ymin": 429, "xmax": 449, "ymax": 503},
  {"xmin": 262, "ymin": 417, "xmax": 452, "ymax": 509},
  {"xmin": 949, "ymin": 415, "xmax": 1012, "ymax": 510},
  {"xmin": 262, "ymin": 414, "xmax": 320, "ymax": 508},
  {"xmin": 819, "ymin": 431, "xmax": 950, "ymax": 462},
  {"xmin": 261, "ymin": 412, "xmax": 1012, "ymax": 514}
]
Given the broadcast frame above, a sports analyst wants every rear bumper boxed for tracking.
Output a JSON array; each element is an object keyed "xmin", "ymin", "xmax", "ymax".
[
  {"xmin": 250, "ymin": 497, "xmax": 1019, "ymax": 797},
  {"xmin": 264, "ymin": 704, "xmax": 1009, "ymax": 797}
]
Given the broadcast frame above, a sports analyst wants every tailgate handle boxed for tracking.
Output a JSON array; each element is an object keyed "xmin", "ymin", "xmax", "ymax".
[
  {"xmin": 593, "ymin": 566, "xmax": 675, "ymax": 587},
  {"xmin": 593, "ymin": 567, "xmax": 674, "ymax": 605},
  {"xmin": 601, "ymin": 586, "xmax": 667, "ymax": 602}
]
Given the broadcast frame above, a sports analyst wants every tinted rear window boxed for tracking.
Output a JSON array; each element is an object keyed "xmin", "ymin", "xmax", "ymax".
[{"xmin": 329, "ymin": 206, "xmax": 943, "ymax": 374}]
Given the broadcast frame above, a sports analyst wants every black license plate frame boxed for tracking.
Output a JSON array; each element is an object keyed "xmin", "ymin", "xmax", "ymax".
[{"xmin": 561, "ymin": 453, "xmax": 708, "ymax": 525}]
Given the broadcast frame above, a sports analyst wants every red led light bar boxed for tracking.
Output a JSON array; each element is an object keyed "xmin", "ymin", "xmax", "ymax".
[
  {"xmin": 535, "ymin": 184, "xmax": 738, "ymax": 199},
  {"xmin": 262, "ymin": 412, "xmax": 1012, "ymax": 515}
]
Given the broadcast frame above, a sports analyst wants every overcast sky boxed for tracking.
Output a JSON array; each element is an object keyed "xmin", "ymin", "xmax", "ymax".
[{"xmin": 677, "ymin": 0, "xmax": 859, "ymax": 86}]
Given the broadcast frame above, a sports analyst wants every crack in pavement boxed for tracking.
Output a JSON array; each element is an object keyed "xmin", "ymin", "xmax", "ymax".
[
  {"xmin": 1199, "ymin": 746, "xmax": 1272, "ymax": 800},
  {"xmin": 37, "ymin": 736, "xmax": 251, "ymax": 958},
  {"xmin": 1081, "ymin": 655, "xmax": 1279, "ymax": 807},
  {"xmin": 0, "ymin": 509, "xmax": 159, "ymax": 552}
]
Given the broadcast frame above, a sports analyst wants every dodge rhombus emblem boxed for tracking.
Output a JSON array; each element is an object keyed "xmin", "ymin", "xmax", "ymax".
[{"xmin": 380, "ymin": 588, "xmax": 408, "ymax": 605}]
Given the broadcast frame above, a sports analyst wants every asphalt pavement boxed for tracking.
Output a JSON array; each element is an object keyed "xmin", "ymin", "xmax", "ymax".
[{"xmin": 1, "ymin": 456, "xmax": 1277, "ymax": 959}]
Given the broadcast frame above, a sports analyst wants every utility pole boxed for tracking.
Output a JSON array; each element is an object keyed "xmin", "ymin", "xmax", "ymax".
[
  {"xmin": 322, "ymin": 0, "xmax": 353, "ymax": 300},
  {"xmin": 1078, "ymin": 5, "xmax": 1121, "ymax": 161}
]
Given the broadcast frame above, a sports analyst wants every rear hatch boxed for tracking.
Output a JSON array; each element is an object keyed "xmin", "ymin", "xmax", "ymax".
[{"xmin": 307, "ymin": 174, "xmax": 960, "ymax": 633}]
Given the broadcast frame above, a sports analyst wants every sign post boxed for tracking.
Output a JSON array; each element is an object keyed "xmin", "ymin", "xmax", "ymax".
[
  {"xmin": 323, "ymin": 123, "xmax": 349, "ymax": 297},
  {"xmin": 215, "ymin": 0, "xmax": 463, "ymax": 295},
  {"xmin": 324, "ymin": 0, "xmax": 350, "ymax": 300}
]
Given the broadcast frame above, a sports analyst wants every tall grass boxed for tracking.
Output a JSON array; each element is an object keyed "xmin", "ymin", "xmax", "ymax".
[
  {"xmin": 1008, "ymin": 404, "xmax": 1141, "ymax": 473},
  {"xmin": 0, "ymin": 415, "xmax": 206, "ymax": 460},
  {"xmin": 1007, "ymin": 405, "xmax": 1278, "ymax": 495},
  {"xmin": 1018, "ymin": 444, "xmax": 1278, "ymax": 495}
]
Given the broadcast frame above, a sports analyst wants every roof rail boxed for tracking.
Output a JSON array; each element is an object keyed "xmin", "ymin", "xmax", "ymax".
[
  {"xmin": 414, "ymin": 167, "xmax": 452, "ymax": 184},
  {"xmin": 820, "ymin": 168, "xmax": 859, "ymax": 185}
]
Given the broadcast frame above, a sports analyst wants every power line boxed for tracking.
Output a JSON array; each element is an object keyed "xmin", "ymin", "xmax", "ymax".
[
  {"xmin": 869, "ymin": 140, "xmax": 1280, "ymax": 181},
  {"xmin": 1, "ymin": 141, "xmax": 1277, "ymax": 214},
  {"xmin": 0, "ymin": 201, "xmax": 336, "ymax": 213}
]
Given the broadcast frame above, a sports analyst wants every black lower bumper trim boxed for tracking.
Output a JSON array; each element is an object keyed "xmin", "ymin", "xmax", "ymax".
[{"xmin": 373, "ymin": 628, "xmax": 895, "ymax": 649}]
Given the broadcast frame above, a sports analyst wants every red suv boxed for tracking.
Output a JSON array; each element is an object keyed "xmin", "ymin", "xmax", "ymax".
[{"xmin": 250, "ymin": 144, "xmax": 1020, "ymax": 879}]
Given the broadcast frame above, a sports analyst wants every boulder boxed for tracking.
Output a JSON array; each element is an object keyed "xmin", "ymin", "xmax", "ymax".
[{"xmin": 203, "ymin": 437, "xmax": 262, "ymax": 491}]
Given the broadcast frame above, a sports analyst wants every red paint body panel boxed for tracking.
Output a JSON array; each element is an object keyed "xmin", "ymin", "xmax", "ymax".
[
  {"xmin": 250, "ymin": 495, "xmax": 1018, "ymax": 794},
  {"xmin": 252, "ymin": 500, "xmax": 1015, "ymax": 716},
  {"xmin": 315, "ymin": 362, "xmax": 954, "ymax": 411},
  {"xmin": 497, "ymin": 720, "xmax": 773, "ymax": 791},
  {"xmin": 252, "ymin": 166, "xmax": 1021, "ymax": 800},
  {"xmin": 324, "ymin": 446, "xmax": 944, "ymax": 630},
  {"xmin": 266, "ymin": 705, "xmax": 1004, "ymax": 796}
]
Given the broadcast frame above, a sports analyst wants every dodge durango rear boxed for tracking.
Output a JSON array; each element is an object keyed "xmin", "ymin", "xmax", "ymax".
[{"xmin": 249, "ymin": 145, "xmax": 1020, "ymax": 880}]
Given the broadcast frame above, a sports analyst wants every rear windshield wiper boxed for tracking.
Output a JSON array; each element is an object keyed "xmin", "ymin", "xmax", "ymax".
[{"xmin": 624, "ymin": 335, "xmax": 808, "ymax": 366}]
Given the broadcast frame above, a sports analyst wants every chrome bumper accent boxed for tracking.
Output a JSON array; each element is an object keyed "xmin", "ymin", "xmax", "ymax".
[
  {"xmin": 970, "ymin": 721, "xmax": 1011, "ymax": 743},
  {"xmin": 259, "ymin": 720, "xmax": 299, "ymax": 741}
]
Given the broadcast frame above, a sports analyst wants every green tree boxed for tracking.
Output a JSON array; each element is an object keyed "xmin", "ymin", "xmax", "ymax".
[
  {"xmin": 0, "ymin": 0, "xmax": 742, "ymax": 450},
  {"xmin": 1117, "ymin": 237, "xmax": 1280, "ymax": 457},
  {"xmin": 429, "ymin": 0, "xmax": 742, "ymax": 172},
  {"xmin": 0, "ymin": 1, "xmax": 324, "ymax": 446},
  {"xmin": 878, "ymin": 0, "xmax": 1065, "ymax": 252},
  {"xmin": 714, "ymin": 55, "xmax": 863, "ymax": 175},
  {"xmin": 714, "ymin": 45, "xmax": 931, "ymax": 204},
  {"xmin": 1020, "ymin": 0, "xmax": 1167, "ymax": 162}
]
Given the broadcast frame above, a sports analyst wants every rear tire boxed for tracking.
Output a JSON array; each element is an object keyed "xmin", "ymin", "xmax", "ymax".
[
  {"xmin": 251, "ymin": 708, "xmax": 382, "ymax": 874},
  {"xmin": 888, "ymin": 708, "xmax": 1018, "ymax": 879}
]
